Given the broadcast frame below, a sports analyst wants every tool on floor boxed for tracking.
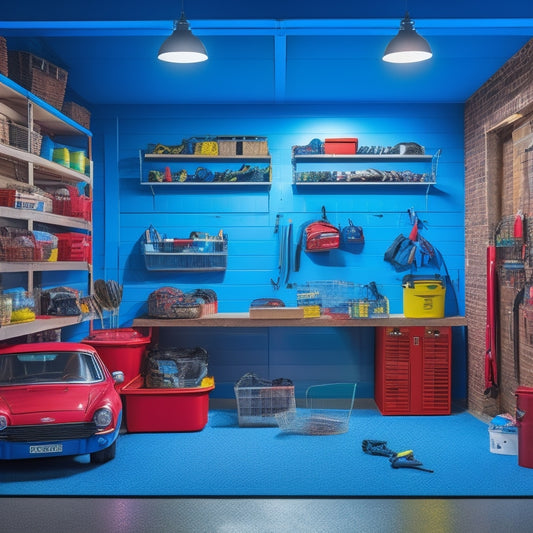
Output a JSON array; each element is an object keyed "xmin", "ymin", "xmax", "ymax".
[{"xmin": 362, "ymin": 439, "xmax": 433, "ymax": 473}]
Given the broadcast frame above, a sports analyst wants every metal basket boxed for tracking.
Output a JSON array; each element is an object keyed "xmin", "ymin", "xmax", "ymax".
[
  {"xmin": 234, "ymin": 373, "xmax": 296, "ymax": 427},
  {"xmin": 276, "ymin": 382, "xmax": 357, "ymax": 435}
]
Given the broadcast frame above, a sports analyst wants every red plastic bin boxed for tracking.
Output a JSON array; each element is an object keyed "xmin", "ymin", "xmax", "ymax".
[
  {"xmin": 121, "ymin": 375, "xmax": 215, "ymax": 432},
  {"xmin": 52, "ymin": 185, "xmax": 92, "ymax": 221},
  {"xmin": 324, "ymin": 138, "xmax": 358, "ymax": 154},
  {"xmin": 516, "ymin": 386, "xmax": 533, "ymax": 468},
  {"xmin": 57, "ymin": 232, "xmax": 92, "ymax": 262},
  {"xmin": 82, "ymin": 328, "xmax": 151, "ymax": 390}
]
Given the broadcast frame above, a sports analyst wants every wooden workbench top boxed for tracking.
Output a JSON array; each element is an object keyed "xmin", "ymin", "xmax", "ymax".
[{"xmin": 133, "ymin": 313, "xmax": 467, "ymax": 328}]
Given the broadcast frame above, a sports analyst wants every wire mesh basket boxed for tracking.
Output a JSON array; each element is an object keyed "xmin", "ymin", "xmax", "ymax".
[
  {"xmin": 297, "ymin": 280, "xmax": 389, "ymax": 319},
  {"xmin": 0, "ymin": 226, "xmax": 39, "ymax": 261},
  {"xmin": 234, "ymin": 373, "xmax": 296, "ymax": 427},
  {"xmin": 275, "ymin": 382, "xmax": 357, "ymax": 435}
]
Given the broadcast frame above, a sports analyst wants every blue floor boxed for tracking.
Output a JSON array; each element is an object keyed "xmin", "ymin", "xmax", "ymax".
[{"xmin": 1, "ymin": 407, "xmax": 531, "ymax": 497}]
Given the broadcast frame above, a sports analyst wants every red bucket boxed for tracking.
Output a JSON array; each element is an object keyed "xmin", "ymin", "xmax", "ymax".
[{"xmin": 82, "ymin": 328, "xmax": 151, "ymax": 390}]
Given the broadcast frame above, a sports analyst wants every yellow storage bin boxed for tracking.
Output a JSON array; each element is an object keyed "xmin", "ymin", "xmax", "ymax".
[
  {"xmin": 69, "ymin": 150, "xmax": 85, "ymax": 172},
  {"xmin": 402, "ymin": 276, "xmax": 445, "ymax": 318},
  {"xmin": 53, "ymin": 147, "xmax": 70, "ymax": 167}
]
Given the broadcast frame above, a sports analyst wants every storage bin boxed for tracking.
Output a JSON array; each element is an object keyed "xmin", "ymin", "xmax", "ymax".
[
  {"xmin": 82, "ymin": 328, "xmax": 152, "ymax": 390},
  {"xmin": 276, "ymin": 382, "xmax": 357, "ymax": 435},
  {"xmin": 33, "ymin": 230, "xmax": 58, "ymax": 262},
  {"xmin": 121, "ymin": 374, "xmax": 214, "ymax": 432},
  {"xmin": 69, "ymin": 150, "xmax": 86, "ymax": 172},
  {"xmin": 61, "ymin": 101, "xmax": 91, "ymax": 129},
  {"xmin": 0, "ymin": 36, "xmax": 7, "ymax": 77},
  {"xmin": 53, "ymin": 147, "xmax": 70, "ymax": 167},
  {"xmin": 143, "ymin": 237, "xmax": 227, "ymax": 271},
  {"xmin": 56, "ymin": 232, "xmax": 92, "ymax": 262},
  {"xmin": 489, "ymin": 426, "xmax": 518, "ymax": 455},
  {"xmin": 8, "ymin": 50, "xmax": 68, "ymax": 110},
  {"xmin": 217, "ymin": 136, "xmax": 268, "ymax": 156},
  {"xmin": 234, "ymin": 373, "xmax": 296, "ymax": 427},
  {"xmin": 53, "ymin": 185, "xmax": 91, "ymax": 221},
  {"xmin": 324, "ymin": 138, "xmax": 358, "ymax": 154},
  {"xmin": 7, "ymin": 121, "xmax": 42, "ymax": 154},
  {"xmin": 0, "ymin": 227, "xmax": 39, "ymax": 261},
  {"xmin": 402, "ymin": 276, "xmax": 446, "ymax": 318},
  {"xmin": 0, "ymin": 294, "xmax": 12, "ymax": 326},
  {"xmin": 0, "ymin": 189, "xmax": 48, "ymax": 212}
]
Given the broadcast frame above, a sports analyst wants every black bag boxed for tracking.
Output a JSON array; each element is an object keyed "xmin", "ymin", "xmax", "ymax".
[{"xmin": 142, "ymin": 346, "xmax": 208, "ymax": 388}]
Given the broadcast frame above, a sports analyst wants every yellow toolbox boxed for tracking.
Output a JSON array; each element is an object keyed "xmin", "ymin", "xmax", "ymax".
[{"xmin": 402, "ymin": 276, "xmax": 446, "ymax": 318}]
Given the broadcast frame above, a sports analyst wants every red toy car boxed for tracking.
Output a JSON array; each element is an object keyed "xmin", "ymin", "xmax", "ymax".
[{"xmin": 0, "ymin": 342, "xmax": 123, "ymax": 463}]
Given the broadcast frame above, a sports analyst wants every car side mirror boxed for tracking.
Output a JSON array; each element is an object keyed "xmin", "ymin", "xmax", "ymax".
[{"xmin": 112, "ymin": 371, "xmax": 124, "ymax": 384}]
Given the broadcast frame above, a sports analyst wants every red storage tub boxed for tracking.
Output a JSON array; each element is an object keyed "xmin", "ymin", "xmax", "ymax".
[
  {"xmin": 82, "ymin": 328, "xmax": 151, "ymax": 390},
  {"xmin": 121, "ymin": 375, "xmax": 215, "ymax": 432},
  {"xmin": 324, "ymin": 138, "xmax": 358, "ymax": 154},
  {"xmin": 516, "ymin": 386, "xmax": 533, "ymax": 468},
  {"xmin": 57, "ymin": 232, "xmax": 92, "ymax": 262}
]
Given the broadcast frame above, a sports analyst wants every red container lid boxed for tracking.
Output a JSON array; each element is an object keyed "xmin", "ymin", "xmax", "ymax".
[
  {"xmin": 516, "ymin": 386, "xmax": 533, "ymax": 395},
  {"xmin": 83, "ymin": 328, "xmax": 151, "ymax": 346}
]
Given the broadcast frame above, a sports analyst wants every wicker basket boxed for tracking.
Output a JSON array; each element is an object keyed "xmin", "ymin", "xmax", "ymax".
[
  {"xmin": 62, "ymin": 101, "xmax": 91, "ymax": 129},
  {"xmin": 0, "ymin": 37, "xmax": 7, "ymax": 77},
  {"xmin": 8, "ymin": 51, "xmax": 68, "ymax": 110},
  {"xmin": 6, "ymin": 120, "xmax": 42, "ymax": 154},
  {"xmin": 217, "ymin": 136, "xmax": 269, "ymax": 156},
  {"xmin": 0, "ymin": 113, "xmax": 9, "ymax": 146}
]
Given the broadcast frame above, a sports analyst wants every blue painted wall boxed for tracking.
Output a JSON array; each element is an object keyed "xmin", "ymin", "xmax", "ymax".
[{"xmin": 83, "ymin": 102, "xmax": 465, "ymax": 400}]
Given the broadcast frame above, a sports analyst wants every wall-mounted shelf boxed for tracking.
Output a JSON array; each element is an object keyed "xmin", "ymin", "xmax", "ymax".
[
  {"xmin": 292, "ymin": 150, "xmax": 440, "ymax": 186},
  {"xmin": 0, "ymin": 315, "xmax": 84, "ymax": 341},
  {"xmin": 139, "ymin": 149, "xmax": 272, "ymax": 190},
  {"xmin": 0, "ymin": 261, "xmax": 90, "ymax": 273}
]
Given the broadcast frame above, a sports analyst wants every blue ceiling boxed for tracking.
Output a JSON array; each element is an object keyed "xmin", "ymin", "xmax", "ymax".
[{"xmin": 1, "ymin": 1, "xmax": 533, "ymax": 106}]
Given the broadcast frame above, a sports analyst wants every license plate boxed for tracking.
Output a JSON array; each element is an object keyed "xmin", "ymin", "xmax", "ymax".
[{"xmin": 29, "ymin": 444, "xmax": 63, "ymax": 454}]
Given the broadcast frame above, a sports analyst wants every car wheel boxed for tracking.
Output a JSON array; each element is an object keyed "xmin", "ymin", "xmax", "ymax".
[{"xmin": 90, "ymin": 440, "xmax": 116, "ymax": 464}]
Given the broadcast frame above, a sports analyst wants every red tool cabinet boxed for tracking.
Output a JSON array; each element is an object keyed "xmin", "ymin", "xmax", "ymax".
[{"xmin": 374, "ymin": 326, "xmax": 452, "ymax": 415}]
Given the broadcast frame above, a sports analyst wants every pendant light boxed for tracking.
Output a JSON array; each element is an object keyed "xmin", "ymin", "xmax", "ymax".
[
  {"xmin": 382, "ymin": 12, "xmax": 432, "ymax": 64},
  {"xmin": 158, "ymin": 3, "xmax": 208, "ymax": 64}
]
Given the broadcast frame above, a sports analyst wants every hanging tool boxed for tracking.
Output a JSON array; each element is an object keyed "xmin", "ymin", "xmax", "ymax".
[
  {"xmin": 513, "ymin": 286, "xmax": 525, "ymax": 383},
  {"xmin": 362, "ymin": 440, "xmax": 433, "ymax": 473},
  {"xmin": 271, "ymin": 214, "xmax": 283, "ymax": 290},
  {"xmin": 485, "ymin": 244, "xmax": 499, "ymax": 398},
  {"xmin": 284, "ymin": 220, "xmax": 292, "ymax": 286}
]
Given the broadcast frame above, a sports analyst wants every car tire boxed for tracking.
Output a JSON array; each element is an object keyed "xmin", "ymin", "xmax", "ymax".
[{"xmin": 90, "ymin": 439, "xmax": 116, "ymax": 464}]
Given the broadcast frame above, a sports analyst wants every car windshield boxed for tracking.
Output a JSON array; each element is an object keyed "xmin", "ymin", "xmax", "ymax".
[{"xmin": 0, "ymin": 350, "xmax": 105, "ymax": 385}]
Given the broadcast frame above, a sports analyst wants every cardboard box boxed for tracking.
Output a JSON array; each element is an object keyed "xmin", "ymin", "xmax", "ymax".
[
  {"xmin": 324, "ymin": 138, "xmax": 358, "ymax": 154},
  {"xmin": 249, "ymin": 307, "xmax": 305, "ymax": 319}
]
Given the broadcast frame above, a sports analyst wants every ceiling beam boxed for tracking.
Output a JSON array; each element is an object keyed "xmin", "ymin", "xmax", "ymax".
[{"xmin": 1, "ymin": 19, "xmax": 532, "ymax": 37}]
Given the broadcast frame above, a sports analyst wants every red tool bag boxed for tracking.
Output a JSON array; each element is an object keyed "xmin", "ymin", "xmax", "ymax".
[
  {"xmin": 295, "ymin": 206, "xmax": 340, "ymax": 271},
  {"xmin": 304, "ymin": 220, "xmax": 340, "ymax": 251}
]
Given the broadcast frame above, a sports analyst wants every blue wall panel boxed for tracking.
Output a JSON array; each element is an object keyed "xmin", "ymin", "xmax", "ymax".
[{"xmin": 86, "ymin": 102, "xmax": 466, "ymax": 399}]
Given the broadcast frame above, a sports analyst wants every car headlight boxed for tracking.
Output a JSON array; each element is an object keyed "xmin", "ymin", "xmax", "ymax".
[
  {"xmin": 0, "ymin": 415, "xmax": 7, "ymax": 431},
  {"xmin": 93, "ymin": 408, "xmax": 113, "ymax": 429}
]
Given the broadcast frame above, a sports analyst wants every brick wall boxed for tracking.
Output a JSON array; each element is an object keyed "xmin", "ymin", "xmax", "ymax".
[{"xmin": 465, "ymin": 38, "xmax": 533, "ymax": 417}]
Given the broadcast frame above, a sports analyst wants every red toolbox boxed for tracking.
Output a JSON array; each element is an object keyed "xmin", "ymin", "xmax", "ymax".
[{"xmin": 324, "ymin": 138, "xmax": 358, "ymax": 154}]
